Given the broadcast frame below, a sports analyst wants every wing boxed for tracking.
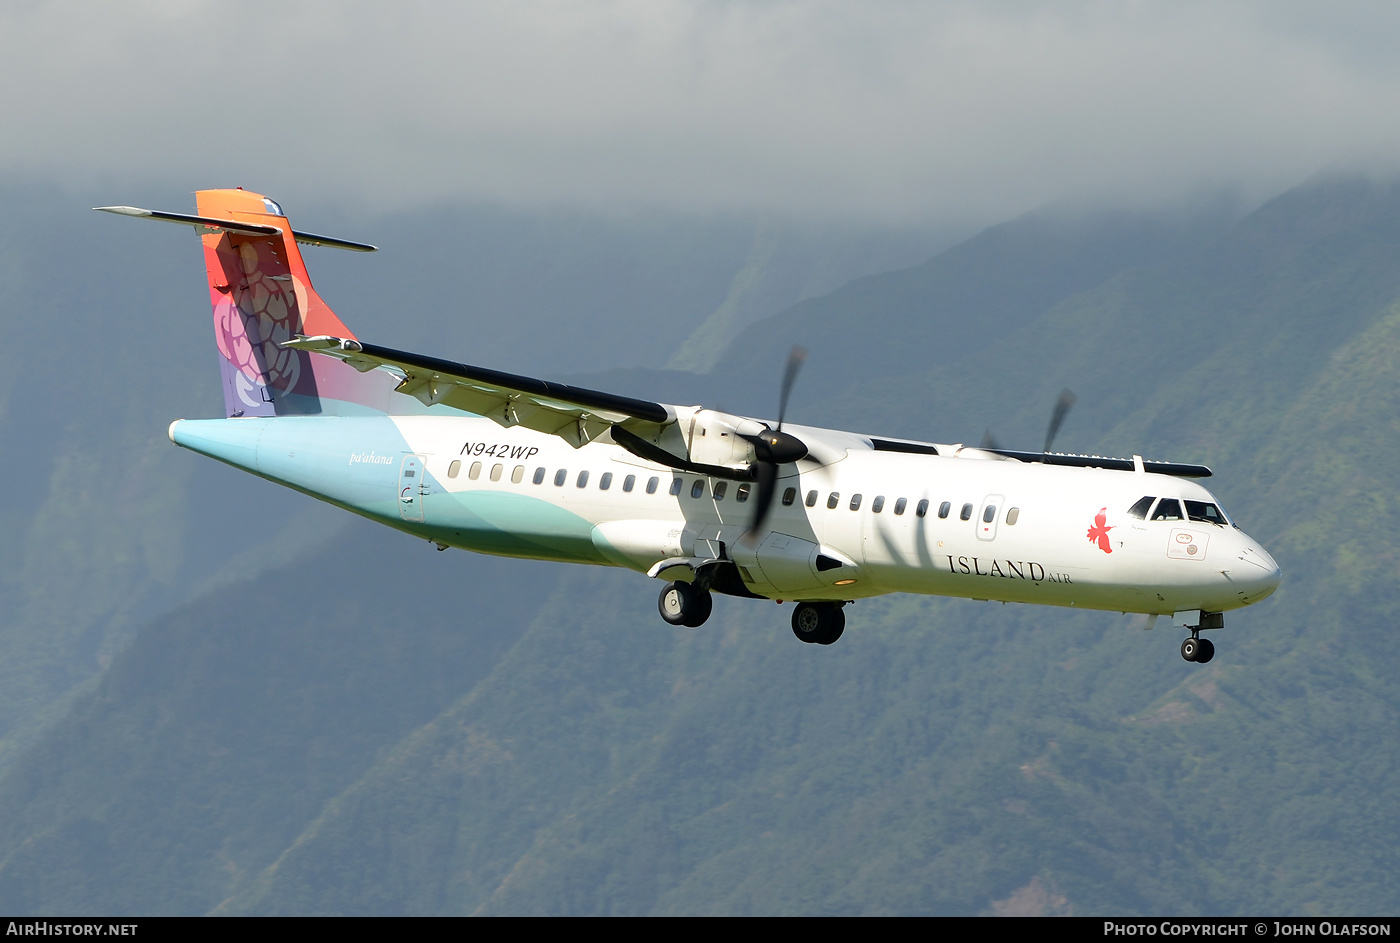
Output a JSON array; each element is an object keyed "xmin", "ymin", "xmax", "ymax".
[{"xmin": 285, "ymin": 334, "xmax": 674, "ymax": 447}]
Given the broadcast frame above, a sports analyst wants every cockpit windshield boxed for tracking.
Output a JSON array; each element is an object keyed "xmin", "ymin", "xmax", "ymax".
[
  {"xmin": 1184, "ymin": 500, "xmax": 1228, "ymax": 525},
  {"xmin": 1128, "ymin": 496, "xmax": 1230, "ymax": 525},
  {"xmin": 1131, "ymin": 495, "xmax": 1232, "ymax": 526},
  {"xmin": 1150, "ymin": 499, "xmax": 1184, "ymax": 521}
]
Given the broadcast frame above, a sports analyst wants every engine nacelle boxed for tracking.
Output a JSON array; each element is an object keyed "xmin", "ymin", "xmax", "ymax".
[{"xmin": 684, "ymin": 409, "xmax": 767, "ymax": 468}]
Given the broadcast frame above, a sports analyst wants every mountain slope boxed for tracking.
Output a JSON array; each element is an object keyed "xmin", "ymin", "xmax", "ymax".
[{"xmin": 3, "ymin": 176, "xmax": 1399, "ymax": 915}]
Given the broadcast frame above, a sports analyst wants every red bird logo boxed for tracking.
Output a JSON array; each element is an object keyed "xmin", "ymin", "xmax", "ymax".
[{"xmin": 1087, "ymin": 507, "xmax": 1114, "ymax": 554}]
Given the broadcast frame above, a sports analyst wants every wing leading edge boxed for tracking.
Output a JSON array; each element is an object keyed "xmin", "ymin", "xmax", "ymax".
[{"xmin": 285, "ymin": 336, "xmax": 1213, "ymax": 477}]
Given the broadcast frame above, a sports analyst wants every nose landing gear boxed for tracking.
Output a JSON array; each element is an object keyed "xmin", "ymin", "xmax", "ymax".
[
  {"xmin": 791, "ymin": 602, "xmax": 845, "ymax": 645},
  {"xmin": 1179, "ymin": 612, "xmax": 1222, "ymax": 663},
  {"xmin": 1180, "ymin": 636, "xmax": 1215, "ymax": 663}
]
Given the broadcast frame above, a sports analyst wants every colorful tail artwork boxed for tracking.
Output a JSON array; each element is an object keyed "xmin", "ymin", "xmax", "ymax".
[{"xmin": 190, "ymin": 188, "xmax": 396, "ymax": 417}]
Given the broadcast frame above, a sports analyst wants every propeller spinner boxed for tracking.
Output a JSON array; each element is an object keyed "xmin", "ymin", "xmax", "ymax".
[{"xmin": 741, "ymin": 345, "xmax": 809, "ymax": 538}]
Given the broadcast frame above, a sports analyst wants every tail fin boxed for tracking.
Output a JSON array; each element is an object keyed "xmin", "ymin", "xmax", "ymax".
[
  {"xmin": 98, "ymin": 189, "xmax": 391, "ymax": 417},
  {"xmin": 195, "ymin": 188, "xmax": 365, "ymax": 417}
]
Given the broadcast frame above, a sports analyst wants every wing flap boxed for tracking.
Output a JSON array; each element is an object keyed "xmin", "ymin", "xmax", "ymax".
[{"xmin": 285, "ymin": 335, "xmax": 673, "ymax": 447}]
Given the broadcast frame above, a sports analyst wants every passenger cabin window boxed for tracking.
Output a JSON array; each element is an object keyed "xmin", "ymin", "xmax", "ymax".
[
  {"xmin": 469, "ymin": 462, "xmax": 482, "ymax": 480},
  {"xmin": 623, "ymin": 474, "xmax": 636, "ymax": 492},
  {"xmin": 736, "ymin": 483, "xmax": 751, "ymax": 503},
  {"xmin": 872, "ymin": 495, "xmax": 885, "ymax": 513},
  {"xmin": 806, "ymin": 490, "xmax": 818, "ymax": 507},
  {"xmin": 849, "ymin": 494, "xmax": 863, "ymax": 511},
  {"xmin": 511, "ymin": 465, "xmax": 525, "ymax": 483},
  {"xmin": 491, "ymin": 464, "xmax": 503, "ymax": 482},
  {"xmin": 554, "ymin": 469, "xmax": 567, "ymax": 486},
  {"xmin": 1185, "ymin": 500, "xmax": 1227, "ymax": 525},
  {"xmin": 646, "ymin": 476, "xmax": 659, "ymax": 494},
  {"xmin": 448, "ymin": 460, "xmax": 461, "ymax": 479},
  {"xmin": 1127, "ymin": 496, "xmax": 1155, "ymax": 520},
  {"xmin": 983, "ymin": 504, "xmax": 997, "ymax": 524},
  {"xmin": 894, "ymin": 497, "xmax": 907, "ymax": 515},
  {"xmin": 782, "ymin": 487, "xmax": 797, "ymax": 506},
  {"xmin": 599, "ymin": 472, "xmax": 613, "ymax": 490},
  {"xmin": 691, "ymin": 479, "xmax": 705, "ymax": 498},
  {"xmin": 960, "ymin": 503, "xmax": 974, "ymax": 521},
  {"xmin": 938, "ymin": 501, "xmax": 951, "ymax": 519},
  {"xmin": 827, "ymin": 492, "xmax": 840, "ymax": 510},
  {"xmin": 533, "ymin": 467, "xmax": 546, "ymax": 485},
  {"xmin": 916, "ymin": 499, "xmax": 929, "ymax": 518},
  {"xmin": 1151, "ymin": 498, "xmax": 1184, "ymax": 521},
  {"xmin": 1006, "ymin": 507, "xmax": 1020, "ymax": 525},
  {"xmin": 670, "ymin": 478, "xmax": 683, "ymax": 496},
  {"xmin": 714, "ymin": 481, "xmax": 727, "ymax": 500}
]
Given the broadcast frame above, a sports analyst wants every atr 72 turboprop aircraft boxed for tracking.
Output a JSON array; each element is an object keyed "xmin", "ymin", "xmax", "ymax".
[{"xmin": 98, "ymin": 189, "xmax": 1280, "ymax": 663}]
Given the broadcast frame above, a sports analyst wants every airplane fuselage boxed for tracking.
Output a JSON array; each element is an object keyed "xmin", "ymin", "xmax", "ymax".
[
  {"xmin": 171, "ymin": 413, "xmax": 1281, "ymax": 618},
  {"xmin": 104, "ymin": 185, "xmax": 1280, "ymax": 660}
]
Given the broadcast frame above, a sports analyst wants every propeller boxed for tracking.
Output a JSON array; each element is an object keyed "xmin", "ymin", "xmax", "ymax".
[
  {"xmin": 979, "ymin": 388, "xmax": 1077, "ymax": 456},
  {"xmin": 741, "ymin": 345, "xmax": 809, "ymax": 538},
  {"xmin": 1042, "ymin": 388, "xmax": 1077, "ymax": 454}
]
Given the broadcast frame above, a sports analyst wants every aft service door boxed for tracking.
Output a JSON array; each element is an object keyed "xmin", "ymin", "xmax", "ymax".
[{"xmin": 398, "ymin": 454, "xmax": 427, "ymax": 522}]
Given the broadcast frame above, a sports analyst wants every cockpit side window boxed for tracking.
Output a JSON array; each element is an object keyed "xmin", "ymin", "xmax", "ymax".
[
  {"xmin": 1150, "ymin": 498, "xmax": 1185, "ymax": 521},
  {"xmin": 1127, "ymin": 496, "xmax": 1155, "ymax": 520},
  {"xmin": 1184, "ymin": 500, "xmax": 1228, "ymax": 525}
]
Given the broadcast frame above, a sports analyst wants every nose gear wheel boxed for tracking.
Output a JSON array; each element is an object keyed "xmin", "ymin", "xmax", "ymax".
[{"xmin": 1180, "ymin": 636, "xmax": 1215, "ymax": 663}]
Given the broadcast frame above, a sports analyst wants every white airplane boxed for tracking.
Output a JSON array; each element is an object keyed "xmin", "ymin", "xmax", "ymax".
[{"xmin": 98, "ymin": 189, "xmax": 1280, "ymax": 663}]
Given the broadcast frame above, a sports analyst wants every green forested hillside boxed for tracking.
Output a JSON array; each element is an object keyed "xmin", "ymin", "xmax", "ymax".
[{"xmin": 1, "ymin": 175, "xmax": 1397, "ymax": 915}]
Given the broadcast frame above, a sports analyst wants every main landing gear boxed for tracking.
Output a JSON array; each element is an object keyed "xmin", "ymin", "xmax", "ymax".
[
  {"xmin": 658, "ymin": 581, "xmax": 713, "ymax": 627},
  {"xmin": 791, "ymin": 602, "xmax": 845, "ymax": 645}
]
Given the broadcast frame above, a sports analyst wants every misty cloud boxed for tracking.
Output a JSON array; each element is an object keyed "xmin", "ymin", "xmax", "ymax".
[{"xmin": 5, "ymin": 1, "xmax": 1400, "ymax": 222}]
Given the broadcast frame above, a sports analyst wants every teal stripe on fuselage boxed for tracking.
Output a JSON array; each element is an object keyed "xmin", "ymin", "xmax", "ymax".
[
  {"xmin": 427, "ymin": 490, "xmax": 604, "ymax": 564},
  {"xmin": 170, "ymin": 414, "xmax": 608, "ymax": 565}
]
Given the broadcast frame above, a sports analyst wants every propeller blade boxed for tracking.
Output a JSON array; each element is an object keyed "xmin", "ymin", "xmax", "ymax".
[
  {"xmin": 745, "ymin": 460, "xmax": 780, "ymax": 539},
  {"xmin": 776, "ymin": 345, "xmax": 807, "ymax": 430},
  {"xmin": 741, "ymin": 344, "xmax": 810, "ymax": 544},
  {"xmin": 610, "ymin": 425, "xmax": 755, "ymax": 481},
  {"xmin": 1043, "ymin": 388, "xmax": 1077, "ymax": 453},
  {"xmin": 980, "ymin": 428, "xmax": 1001, "ymax": 451}
]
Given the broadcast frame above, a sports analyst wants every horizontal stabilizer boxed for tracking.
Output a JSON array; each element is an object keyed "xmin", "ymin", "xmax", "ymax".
[
  {"xmin": 286, "ymin": 230, "xmax": 377, "ymax": 252},
  {"xmin": 94, "ymin": 205, "xmax": 279, "ymax": 237},
  {"xmin": 93, "ymin": 206, "xmax": 376, "ymax": 251}
]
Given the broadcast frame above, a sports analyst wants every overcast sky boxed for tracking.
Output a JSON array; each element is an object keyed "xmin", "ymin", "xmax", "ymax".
[{"xmin": 5, "ymin": 1, "xmax": 1400, "ymax": 225}]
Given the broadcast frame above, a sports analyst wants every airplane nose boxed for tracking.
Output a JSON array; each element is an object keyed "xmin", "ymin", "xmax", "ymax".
[{"xmin": 1235, "ymin": 535, "xmax": 1281, "ymax": 603}]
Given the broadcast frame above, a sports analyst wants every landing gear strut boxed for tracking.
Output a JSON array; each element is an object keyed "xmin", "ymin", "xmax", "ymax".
[
  {"xmin": 658, "ymin": 581, "xmax": 713, "ymax": 627},
  {"xmin": 1178, "ymin": 611, "xmax": 1223, "ymax": 663},
  {"xmin": 791, "ymin": 602, "xmax": 845, "ymax": 645},
  {"xmin": 1180, "ymin": 636, "xmax": 1215, "ymax": 663}
]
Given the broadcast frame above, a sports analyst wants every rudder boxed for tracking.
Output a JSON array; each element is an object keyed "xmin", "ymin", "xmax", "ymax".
[{"xmin": 194, "ymin": 189, "xmax": 359, "ymax": 417}]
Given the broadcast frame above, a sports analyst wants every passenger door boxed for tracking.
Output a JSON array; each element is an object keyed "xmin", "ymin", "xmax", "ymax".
[{"xmin": 976, "ymin": 494, "xmax": 1005, "ymax": 542}]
